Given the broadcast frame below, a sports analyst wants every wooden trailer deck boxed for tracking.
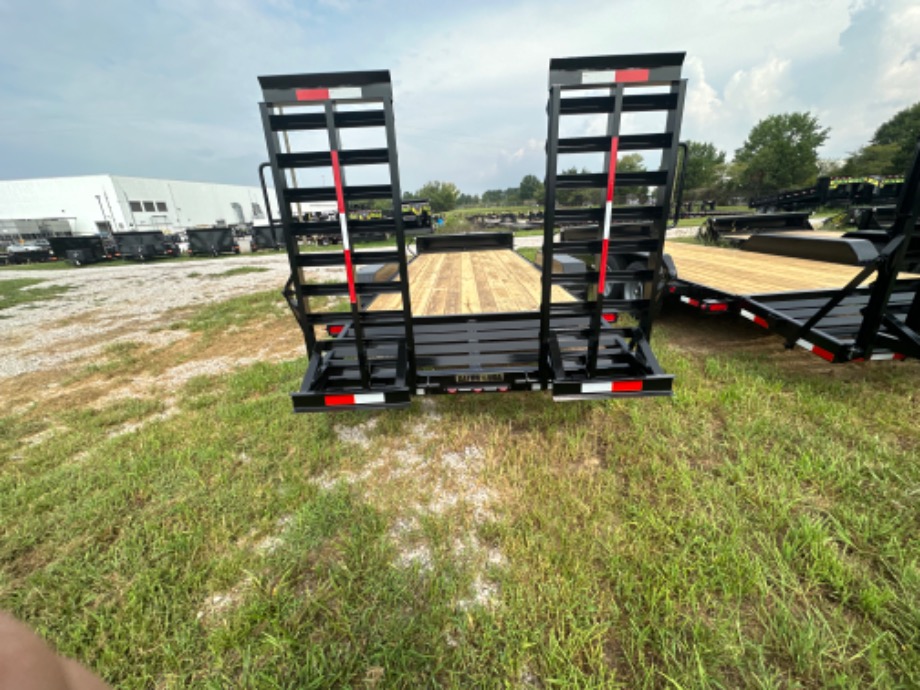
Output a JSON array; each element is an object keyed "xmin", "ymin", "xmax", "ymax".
[
  {"xmin": 370, "ymin": 249, "xmax": 574, "ymax": 316},
  {"xmin": 665, "ymin": 242, "xmax": 871, "ymax": 295}
]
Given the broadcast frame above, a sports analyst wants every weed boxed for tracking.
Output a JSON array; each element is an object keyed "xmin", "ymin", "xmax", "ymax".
[{"xmin": 0, "ymin": 278, "xmax": 70, "ymax": 311}]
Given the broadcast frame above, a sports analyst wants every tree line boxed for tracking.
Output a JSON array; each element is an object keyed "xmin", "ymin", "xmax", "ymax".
[{"xmin": 405, "ymin": 101, "xmax": 920, "ymax": 211}]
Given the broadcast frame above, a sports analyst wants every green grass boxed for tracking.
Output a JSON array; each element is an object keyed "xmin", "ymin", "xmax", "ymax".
[
  {"xmin": 178, "ymin": 289, "xmax": 288, "ymax": 337},
  {"xmin": 0, "ymin": 278, "xmax": 70, "ymax": 312},
  {"xmin": 517, "ymin": 247, "xmax": 539, "ymax": 264},
  {"xmin": 2, "ymin": 297, "xmax": 919, "ymax": 688}
]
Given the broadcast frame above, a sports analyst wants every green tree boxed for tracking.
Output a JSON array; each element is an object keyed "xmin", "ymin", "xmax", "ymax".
[
  {"xmin": 734, "ymin": 112, "xmax": 830, "ymax": 196},
  {"xmin": 683, "ymin": 141, "xmax": 726, "ymax": 191},
  {"xmin": 456, "ymin": 193, "xmax": 481, "ymax": 207},
  {"xmin": 556, "ymin": 167, "xmax": 599, "ymax": 207},
  {"xmin": 413, "ymin": 180, "xmax": 461, "ymax": 213},
  {"xmin": 615, "ymin": 153, "xmax": 646, "ymax": 204},
  {"xmin": 504, "ymin": 187, "xmax": 522, "ymax": 206},
  {"xmin": 518, "ymin": 174, "xmax": 544, "ymax": 204},
  {"xmin": 481, "ymin": 189, "xmax": 505, "ymax": 206},
  {"xmin": 871, "ymin": 101, "xmax": 920, "ymax": 173},
  {"xmin": 839, "ymin": 144, "xmax": 900, "ymax": 176}
]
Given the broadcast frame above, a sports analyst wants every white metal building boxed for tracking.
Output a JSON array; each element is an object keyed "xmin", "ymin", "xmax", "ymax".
[{"xmin": 0, "ymin": 174, "xmax": 283, "ymax": 237}]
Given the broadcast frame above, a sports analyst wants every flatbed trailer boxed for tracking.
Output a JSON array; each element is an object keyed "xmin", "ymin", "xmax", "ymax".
[
  {"xmin": 667, "ymin": 143, "xmax": 920, "ymax": 363},
  {"xmin": 258, "ymin": 52, "xmax": 688, "ymax": 412}
]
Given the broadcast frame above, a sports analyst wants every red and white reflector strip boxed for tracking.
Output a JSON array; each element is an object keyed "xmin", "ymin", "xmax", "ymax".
[
  {"xmin": 740, "ymin": 308, "xmax": 769, "ymax": 329},
  {"xmin": 324, "ymin": 393, "xmax": 386, "ymax": 407},
  {"xmin": 597, "ymin": 136, "xmax": 620, "ymax": 297},
  {"xmin": 581, "ymin": 379, "xmax": 644, "ymax": 394},
  {"xmin": 794, "ymin": 339, "xmax": 835, "ymax": 362},
  {"xmin": 680, "ymin": 296, "xmax": 701, "ymax": 308},
  {"xmin": 295, "ymin": 87, "xmax": 363, "ymax": 101},
  {"xmin": 581, "ymin": 68, "xmax": 650, "ymax": 85},
  {"xmin": 870, "ymin": 352, "xmax": 906, "ymax": 361},
  {"xmin": 614, "ymin": 68, "xmax": 649, "ymax": 83},
  {"xmin": 330, "ymin": 150, "xmax": 358, "ymax": 304}
]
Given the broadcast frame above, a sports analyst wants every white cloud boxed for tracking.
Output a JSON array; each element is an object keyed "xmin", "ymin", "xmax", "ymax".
[{"xmin": 1, "ymin": 0, "xmax": 918, "ymax": 190}]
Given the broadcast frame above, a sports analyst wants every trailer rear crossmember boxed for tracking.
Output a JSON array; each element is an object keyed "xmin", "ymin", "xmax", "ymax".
[{"xmin": 258, "ymin": 53, "xmax": 687, "ymax": 412}]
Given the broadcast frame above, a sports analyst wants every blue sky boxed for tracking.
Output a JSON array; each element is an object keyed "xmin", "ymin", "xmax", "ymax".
[{"xmin": 0, "ymin": 0, "xmax": 918, "ymax": 194}]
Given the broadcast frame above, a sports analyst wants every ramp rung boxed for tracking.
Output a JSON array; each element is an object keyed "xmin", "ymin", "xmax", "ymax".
[
  {"xmin": 556, "ymin": 170, "xmax": 668, "ymax": 189},
  {"xmin": 276, "ymin": 148, "xmax": 389, "ymax": 169},
  {"xmin": 300, "ymin": 282, "xmax": 403, "ymax": 297},
  {"xmin": 269, "ymin": 110, "xmax": 385, "ymax": 132},
  {"xmin": 284, "ymin": 184, "xmax": 393, "ymax": 203},
  {"xmin": 559, "ymin": 93, "xmax": 679, "ymax": 116},
  {"xmin": 295, "ymin": 250, "xmax": 401, "ymax": 267},
  {"xmin": 558, "ymin": 133, "xmax": 672, "ymax": 154}
]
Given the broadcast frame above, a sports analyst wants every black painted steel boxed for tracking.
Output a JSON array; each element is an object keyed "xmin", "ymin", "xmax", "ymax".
[
  {"xmin": 258, "ymin": 70, "xmax": 415, "ymax": 411},
  {"xmin": 670, "ymin": 141, "xmax": 920, "ymax": 362},
  {"xmin": 538, "ymin": 52, "xmax": 686, "ymax": 398},
  {"xmin": 48, "ymin": 235, "xmax": 114, "ymax": 266},
  {"xmin": 114, "ymin": 231, "xmax": 181, "ymax": 261},
  {"xmin": 186, "ymin": 227, "xmax": 238, "ymax": 256}
]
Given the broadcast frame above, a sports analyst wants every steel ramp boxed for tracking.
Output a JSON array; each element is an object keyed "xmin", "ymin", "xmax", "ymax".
[
  {"xmin": 258, "ymin": 71, "xmax": 415, "ymax": 412},
  {"xmin": 538, "ymin": 53, "xmax": 687, "ymax": 399}
]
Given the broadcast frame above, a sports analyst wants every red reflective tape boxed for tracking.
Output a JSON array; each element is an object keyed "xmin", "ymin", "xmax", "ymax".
[
  {"xmin": 598, "ymin": 237, "xmax": 610, "ymax": 296},
  {"xmin": 606, "ymin": 137, "xmax": 620, "ymax": 202},
  {"xmin": 615, "ymin": 69, "xmax": 649, "ymax": 83},
  {"xmin": 343, "ymin": 248, "xmax": 357, "ymax": 304},
  {"xmin": 296, "ymin": 88, "xmax": 330, "ymax": 101},
  {"xmin": 894, "ymin": 353, "xmax": 906, "ymax": 361},
  {"xmin": 753, "ymin": 315, "xmax": 768, "ymax": 328},
  {"xmin": 325, "ymin": 394, "xmax": 355, "ymax": 406},
  {"xmin": 602, "ymin": 313, "xmax": 617, "ymax": 323},
  {"xmin": 330, "ymin": 150, "xmax": 346, "ymax": 214},
  {"xmin": 812, "ymin": 345, "xmax": 835, "ymax": 362},
  {"xmin": 328, "ymin": 324, "xmax": 344, "ymax": 335},
  {"xmin": 687, "ymin": 297, "xmax": 700, "ymax": 308},
  {"xmin": 612, "ymin": 380, "xmax": 643, "ymax": 392},
  {"xmin": 703, "ymin": 302, "xmax": 728, "ymax": 312}
]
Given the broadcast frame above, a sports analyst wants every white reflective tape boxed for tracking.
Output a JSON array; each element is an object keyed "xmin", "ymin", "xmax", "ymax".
[
  {"xmin": 581, "ymin": 381, "xmax": 613, "ymax": 394},
  {"xmin": 339, "ymin": 213, "xmax": 350, "ymax": 250},
  {"xmin": 795, "ymin": 339, "xmax": 814, "ymax": 352},
  {"xmin": 353, "ymin": 393, "xmax": 386, "ymax": 405},
  {"xmin": 531, "ymin": 383, "xmax": 541, "ymax": 391},
  {"xmin": 870, "ymin": 353, "xmax": 895, "ymax": 361},
  {"xmin": 329, "ymin": 87, "xmax": 363, "ymax": 100},
  {"xmin": 581, "ymin": 70, "xmax": 617, "ymax": 85},
  {"xmin": 740, "ymin": 309, "xmax": 756, "ymax": 322},
  {"xmin": 602, "ymin": 200, "xmax": 613, "ymax": 241},
  {"xmin": 680, "ymin": 296, "xmax": 691, "ymax": 304}
]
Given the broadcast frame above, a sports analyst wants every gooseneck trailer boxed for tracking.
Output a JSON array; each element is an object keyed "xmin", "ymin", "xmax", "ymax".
[{"xmin": 258, "ymin": 53, "xmax": 688, "ymax": 412}]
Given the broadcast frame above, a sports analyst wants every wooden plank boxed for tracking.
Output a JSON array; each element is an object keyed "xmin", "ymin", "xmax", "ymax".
[
  {"xmin": 370, "ymin": 250, "xmax": 574, "ymax": 316},
  {"xmin": 666, "ymin": 242, "xmax": 869, "ymax": 295}
]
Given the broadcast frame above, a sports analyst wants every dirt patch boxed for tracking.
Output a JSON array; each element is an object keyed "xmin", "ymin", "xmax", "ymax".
[{"xmin": 319, "ymin": 404, "xmax": 506, "ymax": 608}]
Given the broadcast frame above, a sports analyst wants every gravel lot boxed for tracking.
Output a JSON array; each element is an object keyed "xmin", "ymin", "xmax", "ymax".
[
  {"xmin": 0, "ymin": 253, "xmax": 342, "ymax": 380},
  {"xmin": 1, "ymin": 232, "xmax": 702, "ymax": 382}
]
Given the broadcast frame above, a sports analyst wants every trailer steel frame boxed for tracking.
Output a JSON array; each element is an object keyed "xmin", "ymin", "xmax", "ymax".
[
  {"xmin": 669, "ymin": 142, "xmax": 920, "ymax": 363},
  {"xmin": 258, "ymin": 54, "xmax": 688, "ymax": 412}
]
